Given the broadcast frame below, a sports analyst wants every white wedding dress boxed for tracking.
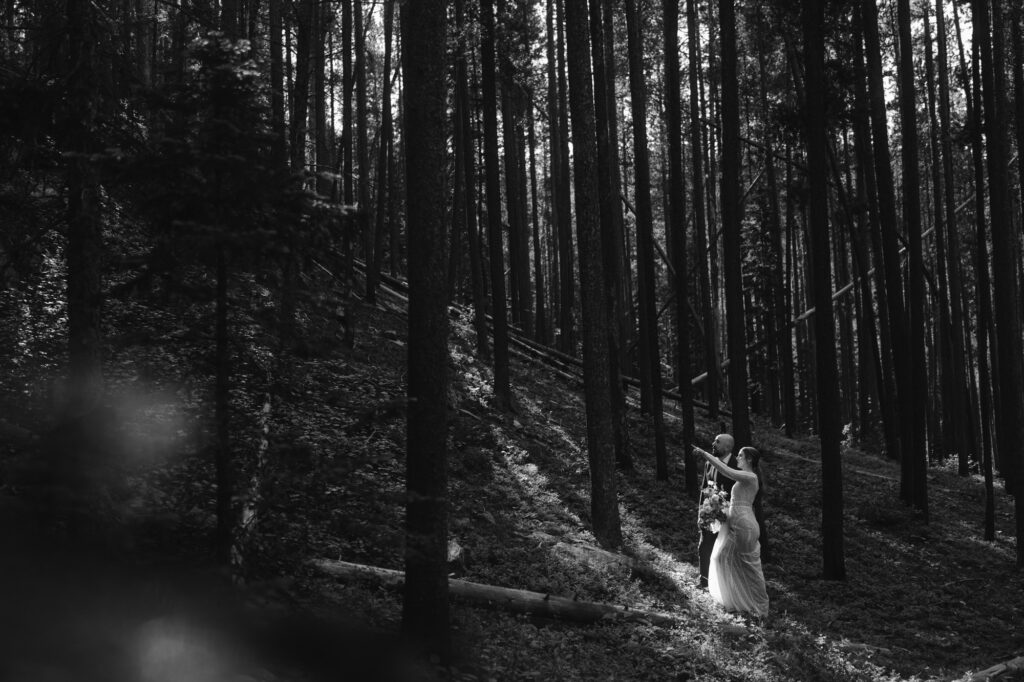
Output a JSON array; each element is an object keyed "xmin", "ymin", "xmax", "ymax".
[{"xmin": 708, "ymin": 470, "xmax": 769, "ymax": 617}]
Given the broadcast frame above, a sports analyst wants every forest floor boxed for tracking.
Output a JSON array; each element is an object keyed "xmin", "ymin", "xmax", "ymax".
[{"xmin": 1, "ymin": 261, "xmax": 1023, "ymax": 681}]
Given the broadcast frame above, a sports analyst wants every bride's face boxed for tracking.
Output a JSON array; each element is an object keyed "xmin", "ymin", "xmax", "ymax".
[{"xmin": 736, "ymin": 452, "xmax": 750, "ymax": 470}]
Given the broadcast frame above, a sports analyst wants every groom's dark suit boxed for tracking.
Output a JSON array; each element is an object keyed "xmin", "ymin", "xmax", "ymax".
[{"xmin": 698, "ymin": 453, "xmax": 736, "ymax": 589}]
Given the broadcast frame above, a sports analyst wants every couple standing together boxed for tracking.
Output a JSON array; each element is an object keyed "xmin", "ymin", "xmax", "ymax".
[{"xmin": 693, "ymin": 434, "xmax": 769, "ymax": 618}]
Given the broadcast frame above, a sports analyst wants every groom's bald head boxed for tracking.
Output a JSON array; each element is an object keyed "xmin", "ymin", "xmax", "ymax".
[{"xmin": 713, "ymin": 434, "xmax": 734, "ymax": 458}]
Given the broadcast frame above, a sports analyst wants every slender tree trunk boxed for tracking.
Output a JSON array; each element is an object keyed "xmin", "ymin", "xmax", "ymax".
[
  {"xmin": 355, "ymin": 0, "xmax": 371, "ymax": 273},
  {"xmin": 401, "ymin": 0, "xmax": 451, "ymax": 660},
  {"xmin": 687, "ymin": 0, "xmax": 719, "ymax": 418},
  {"xmin": 978, "ymin": 0, "xmax": 1024, "ymax": 564},
  {"xmin": 805, "ymin": 0, "xmax": 845, "ymax": 580},
  {"xmin": 545, "ymin": 0, "xmax": 563, "ymax": 349},
  {"xmin": 602, "ymin": 0, "xmax": 631, "ymax": 383},
  {"xmin": 371, "ymin": 0, "xmax": 395, "ymax": 307},
  {"xmin": 288, "ymin": 0, "xmax": 312, "ymax": 173},
  {"xmin": 896, "ymin": 0, "xmax": 929, "ymax": 519},
  {"xmin": 528, "ymin": 102, "xmax": 547, "ymax": 346},
  {"xmin": 863, "ymin": 0, "xmax": 907, "ymax": 467},
  {"xmin": 923, "ymin": 7, "xmax": 955, "ymax": 465},
  {"xmin": 664, "ymin": 0, "xmax": 695, "ymax": 494},
  {"xmin": 269, "ymin": 0, "xmax": 286, "ymax": 168},
  {"xmin": 625, "ymin": 0, "xmax": 668, "ymax": 479},
  {"xmin": 718, "ymin": 0, "xmax": 750, "ymax": 446},
  {"xmin": 481, "ymin": 0, "xmax": 512, "ymax": 411},
  {"xmin": 589, "ymin": 0, "xmax": 629, "ymax": 470},
  {"xmin": 564, "ymin": 0, "xmax": 623, "ymax": 549},
  {"xmin": 935, "ymin": 0, "xmax": 972, "ymax": 476},
  {"xmin": 960, "ymin": 3, "xmax": 998, "ymax": 539},
  {"xmin": 556, "ymin": 0, "xmax": 576, "ymax": 355},
  {"xmin": 454, "ymin": 0, "xmax": 489, "ymax": 360}
]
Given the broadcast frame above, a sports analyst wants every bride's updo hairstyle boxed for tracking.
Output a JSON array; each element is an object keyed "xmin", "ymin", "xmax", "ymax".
[{"xmin": 739, "ymin": 447, "xmax": 764, "ymax": 490}]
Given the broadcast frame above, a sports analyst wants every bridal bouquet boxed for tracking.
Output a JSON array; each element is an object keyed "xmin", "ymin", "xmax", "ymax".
[{"xmin": 698, "ymin": 483, "xmax": 730, "ymax": 533}]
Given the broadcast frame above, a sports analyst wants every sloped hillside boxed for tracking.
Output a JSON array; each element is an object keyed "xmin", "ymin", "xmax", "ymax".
[{"xmin": 1, "ymin": 259, "xmax": 1020, "ymax": 682}]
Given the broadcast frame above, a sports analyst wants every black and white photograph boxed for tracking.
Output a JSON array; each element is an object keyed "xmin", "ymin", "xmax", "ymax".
[{"xmin": 1, "ymin": 0, "xmax": 1022, "ymax": 679}]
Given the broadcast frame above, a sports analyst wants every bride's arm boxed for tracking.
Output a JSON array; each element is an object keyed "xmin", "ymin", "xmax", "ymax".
[{"xmin": 694, "ymin": 447, "xmax": 756, "ymax": 482}]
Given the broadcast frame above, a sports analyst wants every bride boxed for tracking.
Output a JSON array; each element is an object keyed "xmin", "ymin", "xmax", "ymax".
[{"xmin": 695, "ymin": 445, "xmax": 770, "ymax": 617}]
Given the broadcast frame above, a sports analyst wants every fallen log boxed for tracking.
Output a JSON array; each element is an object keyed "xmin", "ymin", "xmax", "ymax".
[
  {"xmin": 971, "ymin": 655, "xmax": 1024, "ymax": 681},
  {"xmin": 311, "ymin": 558, "xmax": 678, "ymax": 626}
]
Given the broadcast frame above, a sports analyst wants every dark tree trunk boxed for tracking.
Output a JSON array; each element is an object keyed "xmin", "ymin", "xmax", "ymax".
[
  {"xmin": 481, "ymin": 0, "xmax": 512, "ymax": 411},
  {"xmin": 355, "ymin": 0, "xmax": 371, "ymax": 281},
  {"xmin": 863, "ymin": 0, "xmax": 907, "ymax": 466},
  {"xmin": 687, "ymin": 0, "xmax": 719, "ymax": 418},
  {"xmin": 528, "ymin": 100, "xmax": 548, "ymax": 346},
  {"xmin": 589, "ymin": 0, "xmax": 629, "ymax": 470},
  {"xmin": 896, "ymin": 0, "xmax": 929, "ymax": 519},
  {"xmin": 978, "ymin": 0, "xmax": 1024, "ymax": 564},
  {"xmin": 401, "ymin": 0, "xmax": 451, "ymax": 659},
  {"xmin": 959, "ymin": 2, "xmax": 997, "ymax": 540},
  {"xmin": 935, "ymin": 0, "xmax": 972, "ymax": 477},
  {"xmin": 625, "ymin": 0, "xmax": 668, "ymax": 479},
  {"xmin": 564, "ymin": 0, "xmax": 623, "ymax": 549},
  {"xmin": 555, "ymin": 0, "xmax": 576, "ymax": 355},
  {"xmin": 288, "ymin": 0, "xmax": 312, "ymax": 173},
  {"xmin": 664, "ymin": 0, "xmax": 695, "ymax": 494},
  {"xmin": 545, "ymin": 0, "xmax": 563, "ymax": 349},
  {"xmin": 804, "ymin": 0, "xmax": 845, "ymax": 580},
  {"xmin": 269, "ymin": 0, "xmax": 286, "ymax": 168},
  {"xmin": 718, "ymin": 0, "xmax": 750, "ymax": 447},
  {"xmin": 370, "ymin": 0, "xmax": 395, "ymax": 307},
  {"xmin": 454, "ymin": 0, "xmax": 489, "ymax": 360}
]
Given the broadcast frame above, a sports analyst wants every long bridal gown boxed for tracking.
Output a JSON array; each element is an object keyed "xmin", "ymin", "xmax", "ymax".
[{"xmin": 708, "ymin": 470, "xmax": 769, "ymax": 617}]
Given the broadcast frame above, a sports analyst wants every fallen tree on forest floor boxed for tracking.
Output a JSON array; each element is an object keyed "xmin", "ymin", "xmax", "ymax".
[
  {"xmin": 311, "ymin": 558, "xmax": 679, "ymax": 626},
  {"xmin": 970, "ymin": 655, "xmax": 1024, "ymax": 681}
]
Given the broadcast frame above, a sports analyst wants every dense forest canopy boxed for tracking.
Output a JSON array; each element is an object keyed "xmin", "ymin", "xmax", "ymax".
[{"xmin": 3, "ymin": 0, "xmax": 1024, "ymax": 670}]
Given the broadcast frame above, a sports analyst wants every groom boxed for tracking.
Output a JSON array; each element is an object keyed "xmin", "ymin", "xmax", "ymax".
[{"xmin": 695, "ymin": 433, "xmax": 736, "ymax": 590}]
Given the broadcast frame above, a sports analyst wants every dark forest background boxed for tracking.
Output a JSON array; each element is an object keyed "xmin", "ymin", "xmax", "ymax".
[{"xmin": 2, "ymin": 0, "xmax": 1024, "ymax": 679}]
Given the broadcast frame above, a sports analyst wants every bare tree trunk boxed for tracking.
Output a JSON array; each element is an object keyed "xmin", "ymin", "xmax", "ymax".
[
  {"xmin": 481, "ymin": 0, "xmax": 512, "ymax": 411},
  {"xmin": 664, "ymin": 0, "xmax": 695, "ymax": 494},
  {"xmin": 687, "ymin": 0, "xmax": 720, "ymax": 418},
  {"xmin": 977, "ymin": 0, "xmax": 1024, "ymax": 564},
  {"xmin": 718, "ymin": 0, "xmax": 750, "ymax": 446},
  {"xmin": 896, "ymin": 0, "xmax": 929, "ymax": 518},
  {"xmin": 804, "ymin": 1, "xmax": 845, "ymax": 580},
  {"xmin": 863, "ymin": 0, "xmax": 908, "ymax": 466},
  {"xmin": 564, "ymin": 0, "xmax": 623, "ymax": 549},
  {"xmin": 934, "ymin": 0, "xmax": 972, "ymax": 476},
  {"xmin": 401, "ymin": 0, "xmax": 451, "ymax": 660},
  {"xmin": 625, "ymin": 0, "xmax": 668, "ymax": 479},
  {"xmin": 453, "ymin": 0, "xmax": 488, "ymax": 360},
  {"xmin": 555, "ymin": 0, "xmax": 576, "ymax": 355},
  {"xmin": 588, "ymin": 0, "xmax": 629, "ymax": 470},
  {"xmin": 370, "ymin": 0, "xmax": 395, "ymax": 306}
]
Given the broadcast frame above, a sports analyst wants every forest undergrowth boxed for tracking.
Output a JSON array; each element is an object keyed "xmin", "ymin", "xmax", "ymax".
[{"xmin": 1, "ymin": 259, "xmax": 1022, "ymax": 682}]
